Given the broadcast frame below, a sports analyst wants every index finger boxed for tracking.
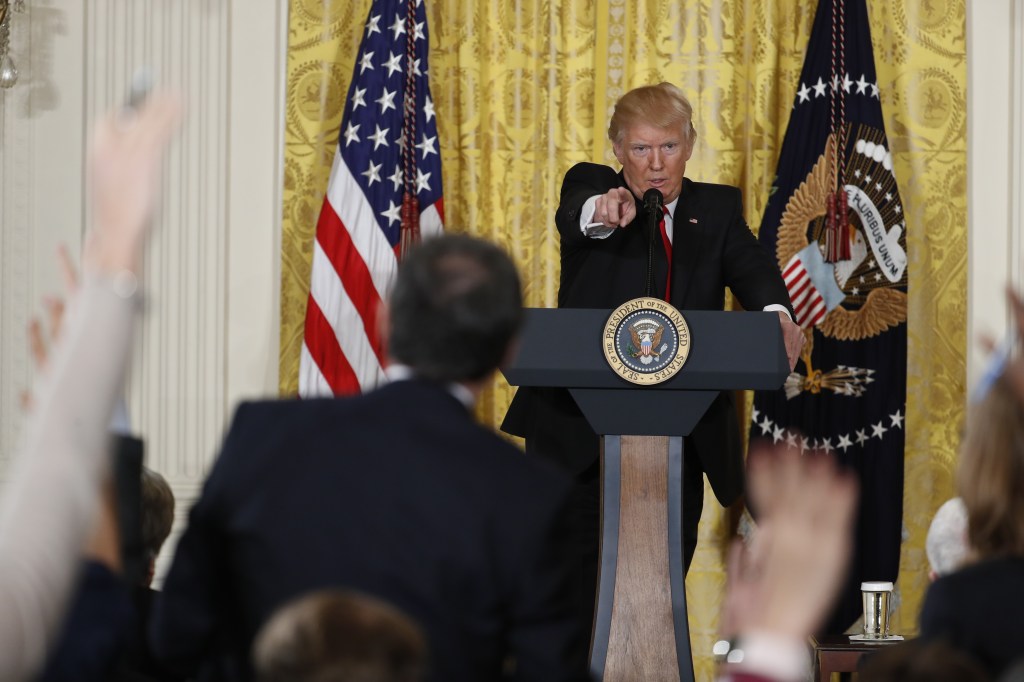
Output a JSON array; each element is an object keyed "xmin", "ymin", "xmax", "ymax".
[{"xmin": 613, "ymin": 188, "xmax": 636, "ymax": 227}]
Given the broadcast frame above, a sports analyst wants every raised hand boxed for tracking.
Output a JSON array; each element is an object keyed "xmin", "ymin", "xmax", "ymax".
[
  {"xmin": 20, "ymin": 245, "xmax": 80, "ymax": 411},
  {"xmin": 84, "ymin": 91, "xmax": 182, "ymax": 277},
  {"xmin": 721, "ymin": 444, "xmax": 857, "ymax": 641}
]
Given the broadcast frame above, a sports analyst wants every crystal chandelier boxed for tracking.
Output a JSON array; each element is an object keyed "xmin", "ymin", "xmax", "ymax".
[{"xmin": 0, "ymin": 0, "xmax": 26, "ymax": 89}]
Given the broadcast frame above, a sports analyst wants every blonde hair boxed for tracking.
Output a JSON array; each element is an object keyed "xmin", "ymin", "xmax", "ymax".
[
  {"xmin": 958, "ymin": 375, "xmax": 1024, "ymax": 559},
  {"xmin": 608, "ymin": 82, "xmax": 697, "ymax": 146},
  {"xmin": 925, "ymin": 497, "xmax": 968, "ymax": 576}
]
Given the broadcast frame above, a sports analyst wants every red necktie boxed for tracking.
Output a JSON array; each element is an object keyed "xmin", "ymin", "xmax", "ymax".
[{"xmin": 658, "ymin": 206, "xmax": 672, "ymax": 301}]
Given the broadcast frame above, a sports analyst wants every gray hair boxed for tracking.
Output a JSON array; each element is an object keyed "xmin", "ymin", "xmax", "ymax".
[{"xmin": 925, "ymin": 497, "xmax": 969, "ymax": 577}]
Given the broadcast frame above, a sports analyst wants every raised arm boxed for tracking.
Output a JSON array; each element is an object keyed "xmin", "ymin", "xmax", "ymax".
[
  {"xmin": 555, "ymin": 162, "xmax": 636, "ymax": 251},
  {"xmin": 0, "ymin": 92, "xmax": 180, "ymax": 679}
]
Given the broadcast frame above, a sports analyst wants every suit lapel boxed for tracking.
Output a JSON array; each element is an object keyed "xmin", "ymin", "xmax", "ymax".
[{"xmin": 671, "ymin": 178, "xmax": 703, "ymax": 306}]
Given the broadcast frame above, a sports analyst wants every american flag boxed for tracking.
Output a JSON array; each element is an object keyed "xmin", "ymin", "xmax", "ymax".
[
  {"xmin": 781, "ymin": 240, "xmax": 851, "ymax": 329},
  {"xmin": 783, "ymin": 256, "xmax": 827, "ymax": 328},
  {"xmin": 300, "ymin": 0, "xmax": 444, "ymax": 397}
]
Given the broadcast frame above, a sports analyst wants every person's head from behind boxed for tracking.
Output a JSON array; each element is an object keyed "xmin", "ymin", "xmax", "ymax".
[
  {"xmin": 958, "ymin": 375, "xmax": 1024, "ymax": 559},
  {"xmin": 252, "ymin": 590, "xmax": 427, "ymax": 682},
  {"xmin": 140, "ymin": 466, "xmax": 175, "ymax": 587},
  {"xmin": 858, "ymin": 639, "xmax": 988, "ymax": 682},
  {"xmin": 386, "ymin": 235, "xmax": 523, "ymax": 385},
  {"xmin": 608, "ymin": 82, "xmax": 696, "ymax": 205},
  {"xmin": 926, "ymin": 497, "xmax": 969, "ymax": 580}
]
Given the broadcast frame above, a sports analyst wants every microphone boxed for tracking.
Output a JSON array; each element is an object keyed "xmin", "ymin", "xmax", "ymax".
[
  {"xmin": 642, "ymin": 189, "xmax": 664, "ymax": 297},
  {"xmin": 643, "ymin": 188, "xmax": 664, "ymax": 215}
]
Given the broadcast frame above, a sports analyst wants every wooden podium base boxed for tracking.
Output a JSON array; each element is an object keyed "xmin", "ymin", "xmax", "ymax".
[{"xmin": 590, "ymin": 435, "xmax": 693, "ymax": 682}]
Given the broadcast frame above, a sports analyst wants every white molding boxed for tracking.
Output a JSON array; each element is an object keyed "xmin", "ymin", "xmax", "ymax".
[
  {"xmin": 967, "ymin": 0, "xmax": 1022, "ymax": 387},
  {"xmin": 225, "ymin": 0, "xmax": 285, "ymax": 409},
  {"xmin": 0, "ymin": 2, "xmax": 287, "ymax": 558},
  {"xmin": 0, "ymin": 2, "xmax": 86, "ymax": 464},
  {"xmin": 81, "ymin": 0, "xmax": 234, "ymax": 486},
  {"xmin": 1012, "ymin": 0, "xmax": 1024, "ymax": 294}
]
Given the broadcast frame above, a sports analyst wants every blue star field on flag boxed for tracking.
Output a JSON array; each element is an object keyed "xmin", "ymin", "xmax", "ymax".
[{"xmin": 340, "ymin": 0, "xmax": 443, "ymax": 247}]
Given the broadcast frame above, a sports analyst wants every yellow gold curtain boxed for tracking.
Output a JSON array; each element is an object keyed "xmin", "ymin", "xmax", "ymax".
[{"xmin": 281, "ymin": 0, "xmax": 965, "ymax": 677}]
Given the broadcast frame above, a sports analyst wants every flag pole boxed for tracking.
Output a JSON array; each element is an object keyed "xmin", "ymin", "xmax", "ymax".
[{"xmin": 399, "ymin": 0, "xmax": 421, "ymax": 260}]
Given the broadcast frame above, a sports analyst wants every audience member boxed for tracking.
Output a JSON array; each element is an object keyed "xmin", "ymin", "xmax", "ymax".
[
  {"xmin": 918, "ymin": 373, "xmax": 1024, "ymax": 677},
  {"xmin": 1000, "ymin": 657, "xmax": 1024, "ymax": 682},
  {"xmin": 926, "ymin": 497, "xmax": 969, "ymax": 580},
  {"xmin": 0, "ymin": 92, "xmax": 179, "ymax": 680},
  {"xmin": 252, "ymin": 589, "xmax": 427, "ymax": 682},
  {"xmin": 1004, "ymin": 288, "xmax": 1024, "ymax": 404},
  {"xmin": 39, "ymin": 456, "xmax": 183, "ymax": 682},
  {"xmin": 140, "ymin": 467, "xmax": 176, "ymax": 587},
  {"xmin": 123, "ymin": 466, "xmax": 180, "ymax": 681},
  {"xmin": 23, "ymin": 230, "xmax": 181, "ymax": 682},
  {"xmin": 39, "ymin": 464, "xmax": 136, "ymax": 682},
  {"xmin": 715, "ymin": 443, "xmax": 857, "ymax": 682},
  {"xmin": 857, "ymin": 639, "xmax": 988, "ymax": 682},
  {"xmin": 151, "ymin": 235, "xmax": 589, "ymax": 682}
]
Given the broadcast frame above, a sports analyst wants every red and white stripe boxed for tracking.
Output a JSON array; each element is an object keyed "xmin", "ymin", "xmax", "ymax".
[
  {"xmin": 783, "ymin": 256, "xmax": 827, "ymax": 329},
  {"xmin": 299, "ymin": 149, "xmax": 443, "ymax": 397}
]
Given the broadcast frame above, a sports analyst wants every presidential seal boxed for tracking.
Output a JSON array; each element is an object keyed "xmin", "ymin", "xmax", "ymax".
[
  {"xmin": 602, "ymin": 297, "xmax": 690, "ymax": 385},
  {"xmin": 774, "ymin": 125, "xmax": 908, "ymax": 400}
]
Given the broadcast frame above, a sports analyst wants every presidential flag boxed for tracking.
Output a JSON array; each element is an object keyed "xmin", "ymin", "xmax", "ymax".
[
  {"xmin": 300, "ymin": 0, "xmax": 444, "ymax": 397},
  {"xmin": 750, "ymin": 0, "xmax": 907, "ymax": 633}
]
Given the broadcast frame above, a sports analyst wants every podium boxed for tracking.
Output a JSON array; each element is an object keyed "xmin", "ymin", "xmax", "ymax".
[{"xmin": 503, "ymin": 307, "xmax": 789, "ymax": 681}]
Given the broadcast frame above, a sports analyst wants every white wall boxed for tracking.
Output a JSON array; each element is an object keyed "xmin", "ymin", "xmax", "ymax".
[
  {"xmin": 967, "ymin": 0, "xmax": 1024, "ymax": 385},
  {"xmin": 0, "ymin": 0, "xmax": 286, "ymax": 582}
]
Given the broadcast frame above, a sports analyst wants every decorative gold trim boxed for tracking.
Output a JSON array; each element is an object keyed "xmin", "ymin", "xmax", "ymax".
[
  {"xmin": 776, "ymin": 137, "xmax": 908, "ymax": 342},
  {"xmin": 776, "ymin": 146, "xmax": 830, "ymax": 272},
  {"xmin": 602, "ymin": 297, "xmax": 690, "ymax": 385}
]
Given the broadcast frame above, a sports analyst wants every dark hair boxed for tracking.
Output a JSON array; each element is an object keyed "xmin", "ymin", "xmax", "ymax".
[
  {"xmin": 858, "ymin": 639, "xmax": 987, "ymax": 682},
  {"xmin": 140, "ymin": 466, "xmax": 175, "ymax": 563},
  {"xmin": 388, "ymin": 234, "xmax": 523, "ymax": 382},
  {"xmin": 253, "ymin": 590, "xmax": 427, "ymax": 682}
]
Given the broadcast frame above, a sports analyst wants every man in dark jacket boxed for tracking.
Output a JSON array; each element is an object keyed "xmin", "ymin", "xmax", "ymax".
[
  {"xmin": 152, "ymin": 235, "xmax": 589, "ymax": 682},
  {"xmin": 503, "ymin": 82, "xmax": 802, "ymax": 637}
]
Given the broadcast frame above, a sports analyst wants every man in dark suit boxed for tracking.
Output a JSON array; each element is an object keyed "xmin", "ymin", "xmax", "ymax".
[
  {"xmin": 151, "ymin": 235, "xmax": 589, "ymax": 682},
  {"xmin": 503, "ymin": 82, "xmax": 803, "ymax": 633}
]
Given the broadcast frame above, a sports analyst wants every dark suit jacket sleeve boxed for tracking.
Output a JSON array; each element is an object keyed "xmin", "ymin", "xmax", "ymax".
[
  {"xmin": 719, "ymin": 186, "xmax": 792, "ymax": 316},
  {"xmin": 502, "ymin": 475, "xmax": 590, "ymax": 681},
  {"xmin": 149, "ymin": 404, "xmax": 256, "ymax": 677},
  {"xmin": 554, "ymin": 162, "xmax": 623, "ymax": 253}
]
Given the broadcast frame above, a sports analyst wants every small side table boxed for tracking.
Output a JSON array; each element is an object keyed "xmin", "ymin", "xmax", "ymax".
[{"xmin": 812, "ymin": 634, "xmax": 905, "ymax": 682}]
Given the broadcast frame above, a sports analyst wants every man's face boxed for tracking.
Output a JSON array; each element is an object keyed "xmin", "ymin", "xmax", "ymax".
[{"xmin": 612, "ymin": 121, "xmax": 693, "ymax": 205}]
